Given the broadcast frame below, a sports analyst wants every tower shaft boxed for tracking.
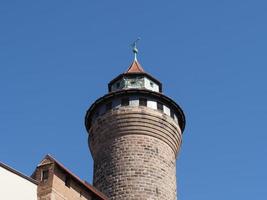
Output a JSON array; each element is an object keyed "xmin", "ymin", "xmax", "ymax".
[{"xmin": 90, "ymin": 106, "xmax": 181, "ymax": 200}]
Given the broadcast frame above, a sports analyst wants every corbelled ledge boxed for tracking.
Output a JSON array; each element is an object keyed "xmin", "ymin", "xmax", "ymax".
[{"xmin": 85, "ymin": 89, "xmax": 186, "ymax": 133}]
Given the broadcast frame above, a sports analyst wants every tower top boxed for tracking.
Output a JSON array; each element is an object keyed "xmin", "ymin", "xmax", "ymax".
[
  {"xmin": 125, "ymin": 60, "xmax": 145, "ymax": 73},
  {"xmin": 108, "ymin": 39, "xmax": 162, "ymax": 93}
]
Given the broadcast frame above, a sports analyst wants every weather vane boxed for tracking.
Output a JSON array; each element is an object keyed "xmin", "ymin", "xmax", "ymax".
[{"xmin": 131, "ymin": 37, "xmax": 141, "ymax": 61}]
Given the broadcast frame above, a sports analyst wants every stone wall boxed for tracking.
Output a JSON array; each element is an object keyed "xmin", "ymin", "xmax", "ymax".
[
  {"xmin": 89, "ymin": 106, "xmax": 182, "ymax": 200},
  {"xmin": 33, "ymin": 159, "xmax": 54, "ymax": 200}
]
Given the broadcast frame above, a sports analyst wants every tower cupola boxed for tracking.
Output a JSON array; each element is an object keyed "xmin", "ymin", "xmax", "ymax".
[
  {"xmin": 108, "ymin": 39, "xmax": 162, "ymax": 93},
  {"xmin": 108, "ymin": 59, "xmax": 162, "ymax": 93}
]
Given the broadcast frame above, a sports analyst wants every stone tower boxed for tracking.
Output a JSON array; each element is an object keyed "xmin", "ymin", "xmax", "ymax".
[{"xmin": 85, "ymin": 48, "xmax": 186, "ymax": 200}]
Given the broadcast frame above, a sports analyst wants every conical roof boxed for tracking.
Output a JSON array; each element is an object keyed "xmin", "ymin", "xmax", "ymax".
[
  {"xmin": 125, "ymin": 60, "xmax": 145, "ymax": 73},
  {"xmin": 108, "ymin": 58, "xmax": 162, "ymax": 93}
]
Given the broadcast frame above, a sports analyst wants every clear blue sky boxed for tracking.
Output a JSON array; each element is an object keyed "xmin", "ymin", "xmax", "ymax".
[{"xmin": 1, "ymin": 1, "xmax": 267, "ymax": 199}]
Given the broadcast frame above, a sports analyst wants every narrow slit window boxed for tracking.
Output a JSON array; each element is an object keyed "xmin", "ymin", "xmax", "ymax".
[
  {"xmin": 121, "ymin": 97, "xmax": 129, "ymax": 106},
  {"xmin": 41, "ymin": 170, "xmax": 49, "ymax": 181},
  {"xmin": 157, "ymin": 102, "xmax": 163, "ymax": 112},
  {"xmin": 139, "ymin": 98, "xmax": 147, "ymax": 106}
]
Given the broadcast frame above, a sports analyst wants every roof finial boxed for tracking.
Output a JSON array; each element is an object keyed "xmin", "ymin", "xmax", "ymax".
[{"xmin": 131, "ymin": 37, "xmax": 140, "ymax": 61}]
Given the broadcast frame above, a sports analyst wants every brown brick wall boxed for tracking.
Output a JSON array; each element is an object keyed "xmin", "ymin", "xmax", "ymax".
[
  {"xmin": 51, "ymin": 167, "xmax": 93, "ymax": 200},
  {"xmin": 89, "ymin": 106, "xmax": 182, "ymax": 200},
  {"xmin": 34, "ymin": 160, "xmax": 95, "ymax": 200}
]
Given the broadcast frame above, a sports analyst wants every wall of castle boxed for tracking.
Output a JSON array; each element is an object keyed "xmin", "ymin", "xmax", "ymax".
[{"xmin": 89, "ymin": 106, "xmax": 182, "ymax": 200}]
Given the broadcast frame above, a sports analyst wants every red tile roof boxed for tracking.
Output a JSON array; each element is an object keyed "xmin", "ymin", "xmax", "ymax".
[{"xmin": 125, "ymin": 60, "xmax": 145, "ymax": 73}]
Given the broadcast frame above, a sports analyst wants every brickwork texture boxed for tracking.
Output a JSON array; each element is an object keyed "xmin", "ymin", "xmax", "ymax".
[{"xmin": 89, "ymin": 106, "xmax": 182, "ymax": 200}]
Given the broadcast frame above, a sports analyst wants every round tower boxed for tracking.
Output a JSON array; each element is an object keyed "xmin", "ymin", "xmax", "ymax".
[{"xmin": 85, "ymin": 50, "xmax": 186, "ymax": 200}]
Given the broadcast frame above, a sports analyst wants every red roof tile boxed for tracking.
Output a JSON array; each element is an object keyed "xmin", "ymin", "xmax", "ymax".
[{"xmin": 126, "ymin": 60, "xmax": 145, "ymax": 73}]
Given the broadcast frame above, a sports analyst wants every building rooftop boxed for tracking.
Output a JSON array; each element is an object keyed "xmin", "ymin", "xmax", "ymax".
[
  {"xmin": 0, "ymin": 162, "xmax": 38, "ymax": 185},
  {"xmin": 34, "ymin": 154, "xmax": 108, "ymax": 200}
]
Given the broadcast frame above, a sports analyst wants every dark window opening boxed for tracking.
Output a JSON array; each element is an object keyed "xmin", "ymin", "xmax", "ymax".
[
  {"xmin": 121, "ymin": 98, "xmax": 129, "ymax": 106},
  {"xmin": 170, "ymin": 110, "xmax": 174, "ymax": 118},
  {"xmin": 105, "ymin": 102, "xmax": 112, "ymax": 111},
  {"xmin": 65, "ymin": 176, "xmax": 71, "ymax": 188},
  {"xmin": 157, "ymin": 102, "xmax": 163, "ymax": 111},
  {"xmin": 41, "ymin": 170, "xmax": 49, "ymax": 181},
  {"xmin": 139, "ymin": 98, "xmax": 147, "ymax": 106},
  {"xmin": 150, "ymin": 81, "xmax": 154, "ymax": 87},
  {"xmin": 116, "ymin": 82, "xmax": 120, "ymax": 89}
]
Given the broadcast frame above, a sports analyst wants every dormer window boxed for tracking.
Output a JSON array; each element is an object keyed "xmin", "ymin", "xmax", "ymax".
[{"xmin": 41, "ymin": 169, "xmax": 49, "ymax": 181}]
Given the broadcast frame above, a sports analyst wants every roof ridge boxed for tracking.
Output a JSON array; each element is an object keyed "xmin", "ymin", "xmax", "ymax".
[{"xmin": 0, "ymin": 161, "xmax": 38, "ymax": 185}]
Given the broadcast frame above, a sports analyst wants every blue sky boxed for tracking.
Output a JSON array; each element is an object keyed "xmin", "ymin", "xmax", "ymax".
[{"xmin": 1, "ymin": 1, "xmax": 267, "ymax": 199}]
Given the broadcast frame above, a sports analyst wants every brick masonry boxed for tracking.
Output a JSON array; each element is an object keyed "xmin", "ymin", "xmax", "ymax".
[
  {"xmin": 89, "ymin": 106, "xmax": 182, "ymax": 200},
  {"xmin": 32, "ymin": 157, "xmax": 106, "ymax": 200}
]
